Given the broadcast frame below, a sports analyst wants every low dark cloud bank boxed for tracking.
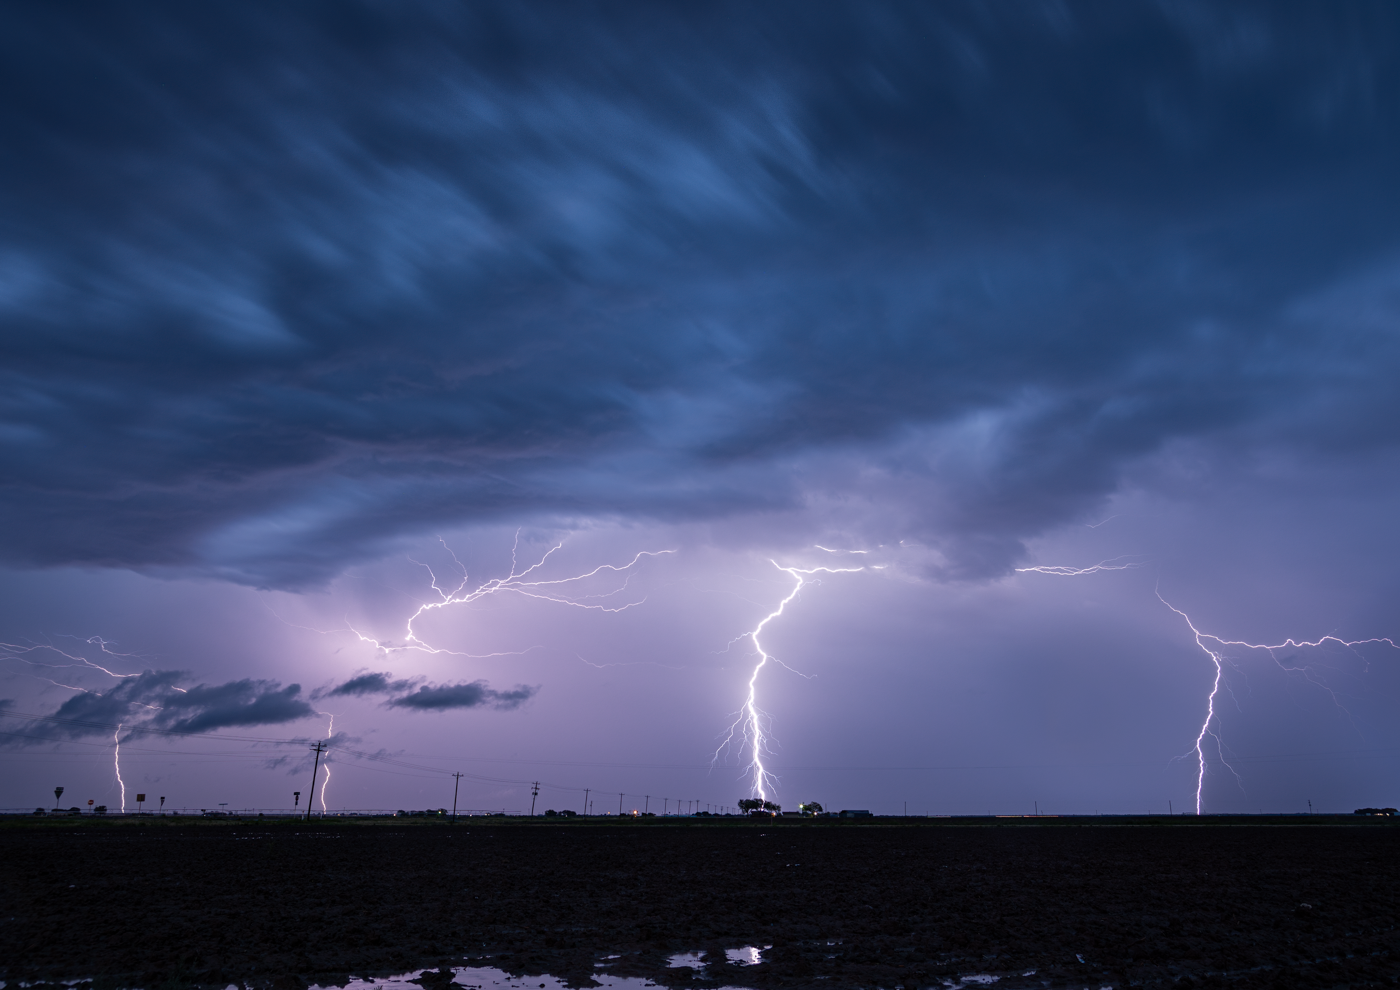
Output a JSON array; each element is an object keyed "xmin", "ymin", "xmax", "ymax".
[
  {"xmin": 324, "ymin": 672, "xmax": 415, "ymax": 698},
  {"xmin": 322, "ymin": 669, "xmax": 534, "ymax": 708},
  {"xmin": 387, "ymin": 681, "xmax": 537, "ymax": 712},
  {"xmin": 327, "ymin": 671, "xmax": 536, "ymax": 711},
  {"xmin": 9, "ymin": 671, "xmax": 315, "ymax": 742},
  {"xmin": 2, "ymin": 1, "xmax": 1399, "ymax": 584}
]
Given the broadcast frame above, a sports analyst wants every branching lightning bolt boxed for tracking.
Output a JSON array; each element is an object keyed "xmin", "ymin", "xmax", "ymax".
[
  {"xmin": 1, "ymin": 636, "xmax": 186, "ymax": 693},
  {"xmin": 1014, "ymin": 556, "xmax": 1145, "ymax": 576},
  {"xmin": 1, "ymin": 637, "xmax": 143, "ymax": 680},
  {"xmin": 351, "ymin": 535, "xmax": 675, "ymax": 656},
  {"xmin": 1158, "ymin": 591, "xmax": 1397, "ymax": 814},
  {"xmin": 113, "ymin": 723, "xmax": 126, "ymax": 813},
  {"xmin": 1018, "ymin": 560, "xmax": 1396, "ymax": 814},
  {"xmin": 714, "ymin": 561, "xmax": 865, "ymax": 802},
  {"xmin": 315, "ymin": 710, "xmax": 338, "ymax": 812},
  {"xmin": 1157, "ymin": 596, "xmax": 1240, "ymax": 814}
]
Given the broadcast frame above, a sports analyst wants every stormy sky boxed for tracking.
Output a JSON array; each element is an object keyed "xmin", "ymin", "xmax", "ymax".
[{"xmin": 3, "ymin": 1, "xmax": 1399, "ymax": 816}]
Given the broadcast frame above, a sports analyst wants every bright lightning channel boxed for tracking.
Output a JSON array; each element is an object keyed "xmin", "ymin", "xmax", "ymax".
[
  {"xmin": 352, "ymin": 535, "xmax": 674, "ymax": 656},
  {"xmin": 1158, "ymin": 592, "xmax": 1398, "ymax": 815},
  {"xmin": 0, "ymin": 637, "xmax": 143, "ymax": 680},
  {"xmin": 1014, "ymin": 556, "xmax": 1144, "ymax": 576},
  {"xmin": 715, "ymin": 560, "xmax": 866, "ymax": 802},
  {"xmin": 113, "ymin": 723, "xmax": 126, "ymax": 813},
  {"xmin": 316, "ymin": 710, "xmax": 338, "ymax": 812},
  {"xmin": 1020, "ymin": 559, "xmax": 1397, "ymax": 813}
]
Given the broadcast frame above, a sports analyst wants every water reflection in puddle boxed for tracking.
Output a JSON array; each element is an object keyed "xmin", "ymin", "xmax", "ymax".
[
  {"xmin": 306, "ymin": 965, "xmax": 755, "ymax": 990},
  {"xmin": 723, "ymin": 946, "xmax": 769, "ymax": 966},
  {"xmin": 664, "ymin": 945, "xmax": 770, "ymax": 970}
]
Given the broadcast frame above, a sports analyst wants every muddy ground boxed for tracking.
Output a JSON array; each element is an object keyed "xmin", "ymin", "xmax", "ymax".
[{"xmin": 1, "ymin": 816, "xmax": 1397, "ymax": 989}]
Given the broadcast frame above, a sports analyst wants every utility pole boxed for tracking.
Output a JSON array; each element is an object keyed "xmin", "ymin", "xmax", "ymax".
[
  {"xmin": 583, "ymin": 788, "xmax": 589, "ymax": 816},
  {"xmin": 451, "ymin": 772, "xmax": 464, "ymax": 824},
  {"xmin": 1308, "ymin": 799, "xmax": 1312, "ymax": 815},
  {"xmin": 305, "ymin": 741, "xmax": 325, "ymax": 821},
  {"xmin": 619, "ymin": 792, "xmax": 624, "ymax": 816},
  {"xmin": 530, "ymin": 781, "xmax": 540, "ymax": 817}
]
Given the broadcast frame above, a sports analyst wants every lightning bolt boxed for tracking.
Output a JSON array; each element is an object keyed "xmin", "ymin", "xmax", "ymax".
[
  {"xmin": 0, "ymin": 638, "xmax": 143, "ymax": 680},
  {"xmin": 1157, "ymin": 597, "xmax": 1240, "ymax": 815},
  {"xmin": 113, "ymin": 723, "xmax": 126, "ymax": 813},
  {"xmin": 715, "ymin": 560, "xmax": 865, "ymax": 801},
  {"xmin": 1, "ymin": 636, "xmax": 186, "ymax": 693},
  {"xmin": 351, "ymin": 534, "xmax": 675, "ymax": 656},
  {"xmin": 316, "ymin": 710, "xmax": 338, "ymax": 812},
  {"xmin": 1158, "ymin": 592, "xmax": 1398, "ymax": 814},
  {"xmin": 1014, "ymin": 555, "xmax": 1145, "ymax": 576},
  {"xmin": 1020, "ymin": 558, "xmax": 1397, "ymax": 814}
]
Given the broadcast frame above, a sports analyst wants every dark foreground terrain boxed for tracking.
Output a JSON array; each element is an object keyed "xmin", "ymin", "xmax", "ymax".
[{"xmin": 1, "ymin": 816, "xmax": 1397, "ymax": 989}]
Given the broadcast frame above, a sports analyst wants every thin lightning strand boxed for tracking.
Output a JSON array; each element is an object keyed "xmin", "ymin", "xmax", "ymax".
[
  {"xmin": 1, "ymin": 637, "xmax": 185, "ymax": 692},
  {"xmin": 715, "ymin": 561, "xmax": 865, "ymax": 802},
  {"xmin": 352, "ymin": 536, "xmax": 675, "ymax": 656},
  {"xmin": 1020, "ymin": 563, "xmax": 1397, "ymax": 815},
  {"xmin": 113, "ymin": 724, "xmax": 126, "ymax": 813},
  {"xmin": 0, "ymin": 639, "xmax": 142, "ymax": 679},
  {"xmin": 316, "ymin": 711, "xmax": 338, "ymax": 812},
  {"xmin": 1014, "ymin": 556, "xmax": 1145, "ymax": 576},
  {"xmin": 1158, "ymin": 591, "xmax": 1397, "ymax": 815},
  {"xmin": 1158, "ymin": 598, "xmax": 1237, "ymax": 815}
]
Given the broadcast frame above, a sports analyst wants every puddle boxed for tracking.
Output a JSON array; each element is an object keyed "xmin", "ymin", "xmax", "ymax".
[
  {"xmin": 296, "ymin": 966, "xmax": 754, "ymax": 990},
  {"xmin": 724, "ymin": 945, "xmax": 770, "ymax": 966},
  {"xmin": 20, "ymin": 961, "xmax": 1045, "ymax": 990}
]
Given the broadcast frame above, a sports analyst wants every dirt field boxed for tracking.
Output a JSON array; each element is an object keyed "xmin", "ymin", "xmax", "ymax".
[{"xmin": 1, "ymin": 816, "xmax": 1396, "ymax": 989}]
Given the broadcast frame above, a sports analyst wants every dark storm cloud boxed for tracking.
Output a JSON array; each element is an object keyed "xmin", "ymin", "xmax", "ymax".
[
  {"xmin": 324, "ymin": 671, "xmax": 415, "ymax": 698},
  {"xmin": 387, "ymin": 680, "xmax": 538, "ymax": 712},
  {"xmin": 5, "ymin": 670, "xmax": 315, "ymax": 742},
  {"xmin": 152, "ymin": 680, "xmax": 313, "ymax": 734},
  {"xmin": 3, "ymin": 1, "xmax": 1400, "ymax": 583}
]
